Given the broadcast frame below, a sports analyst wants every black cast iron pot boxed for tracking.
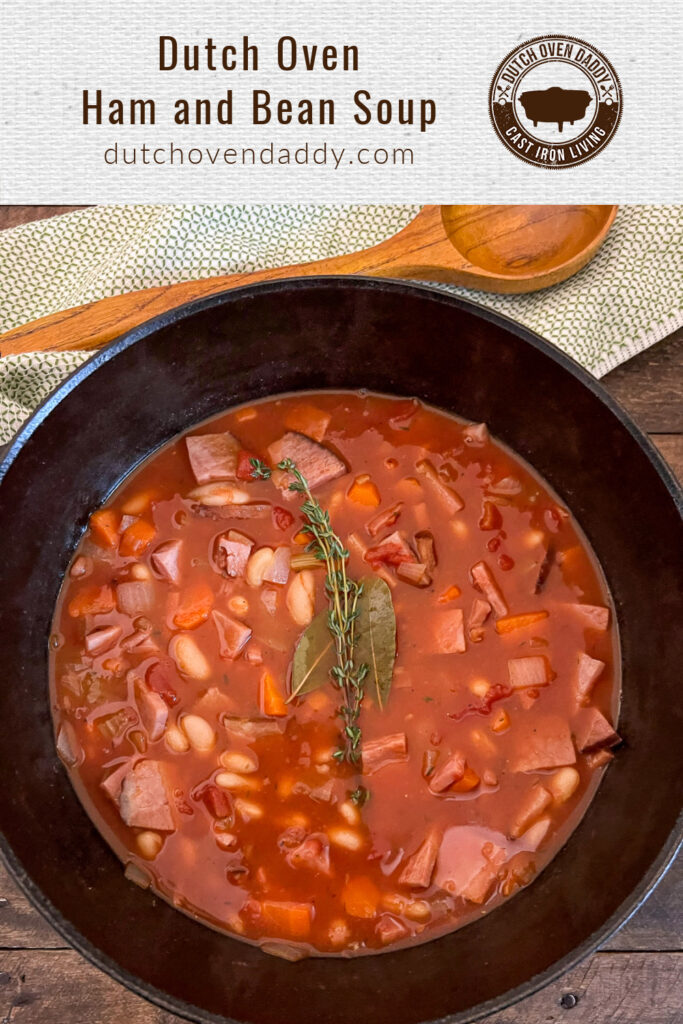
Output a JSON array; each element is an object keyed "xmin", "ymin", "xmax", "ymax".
[{"xmin": 0, "ymin": 279, "xmax": 681, "ymax": 1024}]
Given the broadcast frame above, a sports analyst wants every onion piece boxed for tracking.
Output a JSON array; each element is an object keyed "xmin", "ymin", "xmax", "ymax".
[{"xmin": 397, "ymin": 561, "xmax": 431, "ymax": 587}]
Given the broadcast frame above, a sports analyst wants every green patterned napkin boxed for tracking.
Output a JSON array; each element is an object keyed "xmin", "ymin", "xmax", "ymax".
[{"xmin": 1, "ymin": 203, "xmax": 682, "ymax": 445}]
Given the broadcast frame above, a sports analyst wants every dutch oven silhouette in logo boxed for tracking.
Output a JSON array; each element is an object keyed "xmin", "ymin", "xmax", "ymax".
[{"xmin": 489, "ymin": 36, "xmax": 622, "ymax": 168}]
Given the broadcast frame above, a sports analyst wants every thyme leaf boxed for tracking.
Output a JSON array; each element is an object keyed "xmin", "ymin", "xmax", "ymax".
[{"xmin": 250, "ymin": 457, "xmax": 272, "ymax": 480}]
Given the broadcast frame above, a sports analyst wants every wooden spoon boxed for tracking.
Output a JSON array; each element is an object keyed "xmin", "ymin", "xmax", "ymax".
[{"xmin": 0, "ymin": 204, "xmax": 617, "ymax": 356}]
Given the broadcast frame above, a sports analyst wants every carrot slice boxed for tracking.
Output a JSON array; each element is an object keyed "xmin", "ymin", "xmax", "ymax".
[
  {"xmin": 119, "ymin": 520, "xmax": 156, "ymax": 557},
  {"xmin": 260, "ymin": 671, "xmax": 287, "ymax": 717},
  {"xmin": 89, "ymin": 509, "xmax": 120, "ymax": 549},
  {"xmin": 284, "ymin": 404, "xmax": 330, "ymax": 442},
  {"xmin": 495, "ymin": 611, "xmax": 549, "ymax": 635},
  {"xmin": 293, "ymin": 530, "xmax": 309, "ymax": 545},
  {"xmin": 68, "ymin": 584, "xmax": 115, "ymax": 618},
  {"xmin": 491, "ymin": 709, "xmax": 510, "ymax": 733},
  {"xmin": 172, "ymin": 581, "xmax": 214, "ymax": 630},
  {"xmin": 343, "ymin": 877, "xmax": 380, "ymax": 919},
  {"xmin": 348, "ymin": 474, "xmax": 381, "ymax": 507},
  {"xmin": 438, "ymin": 584, "xmax": 461, "ymax": 603},
  {"xmin": 452, "ymin": 766, "xmax": 481, "ymax": 792},
  {"xmin": 259, "ymin": 900, "xmax": 312, "ymax": 938}
]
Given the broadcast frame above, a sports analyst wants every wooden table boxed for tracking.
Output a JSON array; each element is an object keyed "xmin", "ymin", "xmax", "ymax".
[{"xmin": 0, "ymin": 207, "xmax": 680, "ymax": 1024}]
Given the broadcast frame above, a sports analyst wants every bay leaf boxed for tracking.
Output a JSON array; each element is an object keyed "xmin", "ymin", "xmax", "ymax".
[
  {"xmin": 289, "ymin": 609, "xmax": 335, "ymax": 700},
  {"xmin": 354, "ymin": 576, "xmax": 396, "ymax": 710},
  {"xmin": 288, "ymin": 575, "xmax": 396, "ymax": 709}
]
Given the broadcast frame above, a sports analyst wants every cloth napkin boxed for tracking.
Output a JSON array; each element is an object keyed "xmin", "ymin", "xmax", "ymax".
[{"xmin": 1, "ymin": 203, "xmax": 681, "ymax": 445}]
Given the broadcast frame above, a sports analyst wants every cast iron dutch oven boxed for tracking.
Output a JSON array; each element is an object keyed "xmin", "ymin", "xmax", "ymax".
[{"xmin": 0, "ymin": 279, "xmax": 681, "ymax": 1024}]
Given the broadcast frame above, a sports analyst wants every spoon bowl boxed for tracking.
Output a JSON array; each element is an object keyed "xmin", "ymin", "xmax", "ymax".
[{"xmin": 441, "ymin": 204, "xmax": 617, "ymax": 280}]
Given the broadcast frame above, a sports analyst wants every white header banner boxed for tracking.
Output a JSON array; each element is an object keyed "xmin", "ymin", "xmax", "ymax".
[{"xmin": 1, "ymin": 0, "xmax": 681, "ymax": 202}]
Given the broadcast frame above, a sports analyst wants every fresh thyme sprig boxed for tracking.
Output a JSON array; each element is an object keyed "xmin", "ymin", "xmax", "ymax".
[
  {"xmin": 250, "ymin": 457, "xmax": 272, "ymax": 480},
  {"xmin": 276, "ymin": 456, "xmax": 369, "ymax": 766}
]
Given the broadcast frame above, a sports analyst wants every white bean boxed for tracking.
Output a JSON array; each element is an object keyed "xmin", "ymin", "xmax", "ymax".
[
  {"xmin": 215, "ymin": 771, "xmax": 259, "ymax": 791},
  {"xmin": 219, "ymin": 750, "xmax": 258, "ymax": 773},
  {"xmin": 130, "ymin": 562, "xmax": 152, "ymax": 581},
  {"xmin": 338, "ymin": 800, "xmax": 361, "ymax": 826},
  {"xmin": 165, "ymin": 725, "xmax": 190, "ymax": 753},
  {"xmin": 548, "ymin": 766, "xmax": 580, "ymax": 804},
  {"xmin": 188, "ymin": 482, "xmax": 250, "ymax": 505},
  {"xmin": 286, "ymin": 570, "xmax": 316, "ymax": 626},
  {"xmin": 169, "ymin": 633, "xmax": 211, "ymax": 680},
  {"xmin": 234, "ymin": 797, "xmax": 264, "ymax": 821},
  {"xmin": 228, "ymin": 595, "xmax": 249, "ymax": 616},
  {"xmin": 136, "ymin": 831, "xmax": 163, "ymax": 860},
  {"xmin": 181, "ymin": 714, "xmax": 216, "ymax": 752},
  {"xmin": 246, "ymin": 547, "xmax": 275, "ymax": 588},
  {"xmin": 327, "ymin": 826, "xmax": 364, "ymax": 851}
]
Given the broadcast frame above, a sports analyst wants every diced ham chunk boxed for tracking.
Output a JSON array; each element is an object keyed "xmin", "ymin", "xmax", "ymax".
[
  {"xmin": 470, "ymin": 561, "xmax": 508, "ymax": 618},
  {"xmin": 570, "ymin": 604, "xmax": 610, "ymax": 631},
  {"xmin": 287, "ymin": 835, "xmax": 331, "ymax": 875},
  {"xmin": 508, "ymin": 656, "xmax": 550, "ymax": 690},
  {"xmin": 362, "ymin": 733, "xmax": 408, "ymax": 775},
  {"xmin": 433, "ymin": 609, "xmax": 466, "ymax": 654},
  {"xmin": 461, "ymin": 843, "xmax": 506, "ymax": 904},
  {"xmin": 510, "ymin": 715, "xmax": 576, "ymax": 772},
  {"xmin": 463, "ymin": 422, "xmax": 489, "ymax": 446},
  {"xmin": 100, "ymin": 759, "xmax": 132, "ymax": 802},
  {"xmin": 467, "ymin": 598, "xmax": 491, "ymax": 642},
  {"xmin": 214, "ymin": 531, "xmax": 253, "ymax": 577},
  {"xmin": 119, "ymin": 760, "xmax": 175, "ymax": 831},
  {"xmin": 366, "ymin": 502, "xmax": 403, "ymax": 538},
  {"xmin": 212, "ymin": 610, "xmax": 252, "ymax": 659},
  {"xmin": 116, "ymin": 580, "xmax": 155, "ymax": 616},
  {"xmin": 186, "ymin": 432, "xmax": 241, "ymax": 484},
  {"xmin": 376, "ymin": 915, "xmax": 409, "ymax": 945},
  {"xmin": 576, "ymin": 652, "xmax": 605, "ymax": 705},
  {"xmin": 416, "ymin": 459, "xmax": 464, "ymax": 513},
  {"xmin": 429, "ymin": 750, "xmax": 466, "ymax": 793},
  {"xmin": 267, "ymin": 431, "xmax": 347, "ymax": 493},
  {"xmin": 399, "ymin": 827, "xmax": 442, "ymax": 888},
  {"xmin": 574, "ymin": 708, "xmax": 621, "ymax": 754},
  {"xmin": 84, "ymin": 625, "xmax": 122, "ymax": 657},
  {"xmin": 137, "ymin": 688, "xmax": 168, "ymax": 741},
  {"xmin": 365, "ymin": 531, "xmax": 416, "ymax": 570},
  {"xmin": 151, "ymin": 540, "xmax": 183, "ymax": 584},
  {"xmin": 263, "ymin": 546, "xmax": 291, "ymax": 585}
]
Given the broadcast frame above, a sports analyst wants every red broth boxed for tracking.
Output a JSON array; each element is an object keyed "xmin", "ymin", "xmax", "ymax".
[{"xmin": 50, "ymin": 391, "xmax": 621, "ymax": 957}]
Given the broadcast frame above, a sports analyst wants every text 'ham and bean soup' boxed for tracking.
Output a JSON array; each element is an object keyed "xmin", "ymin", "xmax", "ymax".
[{"xmin": 50, "ymin": 392, "xmax": 621, "ymax": 958}]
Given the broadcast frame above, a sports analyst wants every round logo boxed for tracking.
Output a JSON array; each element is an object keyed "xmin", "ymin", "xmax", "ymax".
[{"xmin": 489, "ymin": 35, "xmax": 622, "ymax": 168}]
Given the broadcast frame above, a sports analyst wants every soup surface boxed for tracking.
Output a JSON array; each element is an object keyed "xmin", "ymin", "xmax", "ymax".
[{"xmin": 50, "ymin": 391, "xmax": 621, "ymax": 957}]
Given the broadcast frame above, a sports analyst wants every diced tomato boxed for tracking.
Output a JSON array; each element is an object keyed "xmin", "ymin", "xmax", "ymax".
[
  {"xmin": 172, "ymin": 580, "xmax": 214, "ymax": 630},
  {"xmin": 89, "ymin": 509, "xmax": 120, "ymax": 549},
  {"xmin": 498, "ymin": 554, "xmax": 515, "ymax": 571},
  {"xmin": 236, "ymin": 450, "xmax": 259, "ymax": 480},
  {"xmin": 146, "ymin": 659, "xmax": 179, "ymax": 706},
  {"xmin": 119, "ymin": 520, "xmax": 156, "ymax": 557},
  {"xmin": 200, "ymin": 785, "xmax": 232, "ymax": 819},
  {"xmin": 449, "ymin": 683, "xmax": 512, "ymax": 722},
  {"xmin": 272, "ymin": 506, "xmax": 295, "ymax": 531},
  {"xmin": 68, "ymin": 584, "xmax": 115, "ymax": 618}
]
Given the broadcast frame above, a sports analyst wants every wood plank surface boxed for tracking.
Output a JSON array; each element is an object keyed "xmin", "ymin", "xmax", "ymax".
[{"xmin": 0, "ymin": 205, "xmax": 680, "ymax": 1023}]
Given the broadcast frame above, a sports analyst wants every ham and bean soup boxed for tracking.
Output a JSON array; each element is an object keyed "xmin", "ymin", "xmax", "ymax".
[{"xmin": 50, "ymin": 392, "xmax": 621, "ymax": 958}]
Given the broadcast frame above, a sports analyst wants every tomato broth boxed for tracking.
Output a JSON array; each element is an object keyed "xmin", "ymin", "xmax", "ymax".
[{"xmin": 50, "ymin": 391, "xmax": 621, "ymax": 957}]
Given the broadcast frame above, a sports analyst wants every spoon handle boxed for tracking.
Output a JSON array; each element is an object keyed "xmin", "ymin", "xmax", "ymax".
[{"xmin": 0, "ymin": 207, "xmax": 459, "ymax": 357}]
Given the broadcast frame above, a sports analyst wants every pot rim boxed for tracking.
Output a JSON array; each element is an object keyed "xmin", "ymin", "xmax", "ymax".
[{"xmin": 0, "ymin": 275, "xmax": 681, "ymax": 1024}]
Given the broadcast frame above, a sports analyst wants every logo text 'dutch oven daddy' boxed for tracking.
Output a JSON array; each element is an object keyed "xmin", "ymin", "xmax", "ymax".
[{"xmin": 489, "ymin": 35, "xmax": 622, "ymax": 168}]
